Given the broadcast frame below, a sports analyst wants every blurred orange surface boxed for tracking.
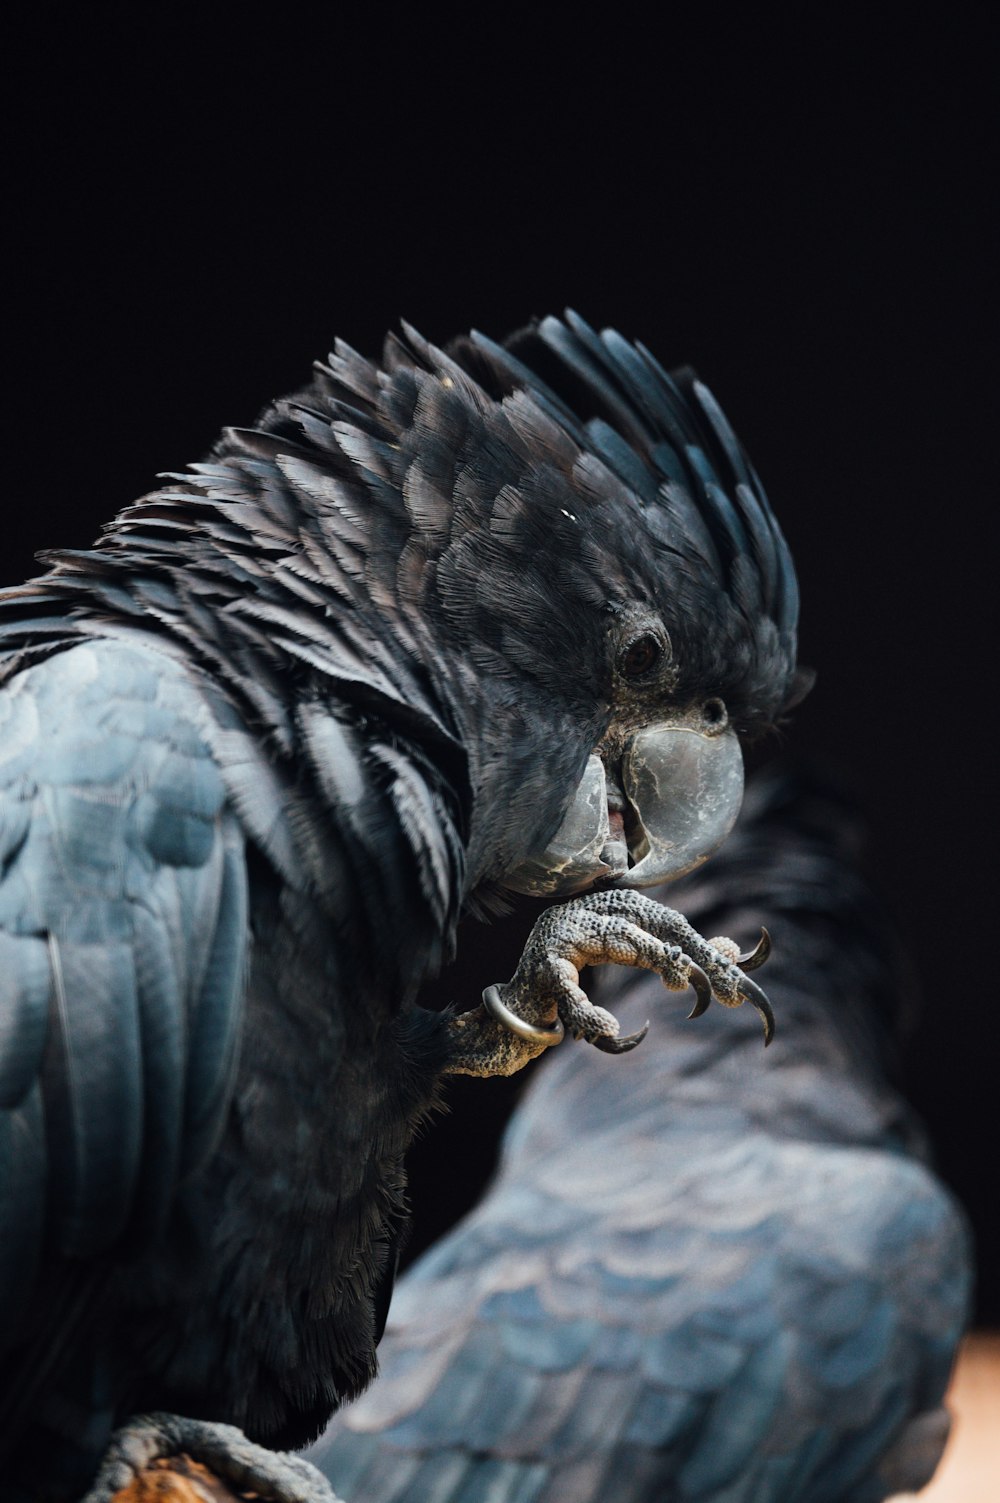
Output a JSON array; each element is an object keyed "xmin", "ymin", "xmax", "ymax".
[{"xmin": 892, "ymin": 1333, "xmax": 1000, "ymax": 1501}]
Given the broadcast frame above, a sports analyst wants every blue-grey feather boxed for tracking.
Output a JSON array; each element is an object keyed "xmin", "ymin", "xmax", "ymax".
[
  {"xmin": 679, "ymin": 1333, "xmax": 789, "ymax": 1494},
  {"xmin": 0, "ymin": 1086, "xmax": 46, "ymax": 1347},
  {"xmin": 584, "ymin": 420, "xmax": 660, "ymax": 505},
  {"xmin": 45, "ymin": 935, "xmax": 144, "ymax": 1255},
  {"xmin": 0, "ymin": 935, "xmax": 51, "ymax": 1108},
  {"xmin": 0, "ymin": 640, "xmax": 251, "ymax": 1274},
  {"xmin": 180, "ymin": 835, "xmax": 248, "ymax": 1176}
]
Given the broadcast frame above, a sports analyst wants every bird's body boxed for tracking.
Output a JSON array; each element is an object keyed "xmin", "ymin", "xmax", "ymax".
[
  {"xmin": 309, "ymin": 773, "xmax": 972, "ymax": 1503},
  {"xmin": 0, "ymin": 632, "xmax": 453, "ymax": 1491},
  {"xmin": 0, "ymin": 315, "xmax": 801, "ymax": 1498}
]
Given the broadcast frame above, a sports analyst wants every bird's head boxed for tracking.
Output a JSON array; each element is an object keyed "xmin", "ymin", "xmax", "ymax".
[{"xmin": 362, "ymin": 312, "xmax": 808, "ymax": 901}]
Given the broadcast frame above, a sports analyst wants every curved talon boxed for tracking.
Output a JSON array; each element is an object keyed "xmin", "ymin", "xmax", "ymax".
[
  {"xmin": 592, "ymin": 1020, "xmax": 650, "ymax": 1054},
  {"xmin": 482, "ymin": 984, "xmax": 565, "ymax": 1047},
  {"xmin": 738, "ymin": 973, "xmax": 776, "ymax": 1046},
  {"xmin": 686, "ymin": 962, "xmax": 713, "ymax": 1019},
  {"xmin": 737, "ymin": 926, "xmax": 772, "ymax": 972}
]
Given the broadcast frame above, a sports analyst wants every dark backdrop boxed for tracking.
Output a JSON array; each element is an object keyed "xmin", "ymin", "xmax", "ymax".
[{"xmin": 5, "ymin": 12, "xmax": 995, "ymax": 1317}]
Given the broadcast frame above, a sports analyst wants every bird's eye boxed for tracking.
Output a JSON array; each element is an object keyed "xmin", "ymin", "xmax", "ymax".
[{"xmin": 620, "ymin": 634, "xmax": 662, "ymax": 679}]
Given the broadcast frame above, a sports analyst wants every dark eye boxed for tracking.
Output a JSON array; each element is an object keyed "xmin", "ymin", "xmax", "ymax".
[{"xmin": 620, "ymin": 634, "xmax": 662, "ymax": 679}]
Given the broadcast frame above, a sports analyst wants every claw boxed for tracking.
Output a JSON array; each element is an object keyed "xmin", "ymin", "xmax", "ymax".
[
  {"xmin": 686, "ymin": 962, "xmax": 714, "ymax": 1019},
  {"xmin": 737, "ymin": 926, "xmax": 771, "ymax": 972},
  {"xmin": 737, "ymin": 973, "xmax": 776, "ymax": 1046},
  {"xmin": 592, "ymin": 1020, "xmax": 650, "ymax": 1054},
  {"xmin": 482, "ymin": 984, "xmax": 566, "ymax": 1047}
]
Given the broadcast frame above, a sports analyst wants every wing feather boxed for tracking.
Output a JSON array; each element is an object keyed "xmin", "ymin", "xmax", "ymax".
[{"xmin": 0, "ymin": 639, "xmax": 249, "ymax": 1294}]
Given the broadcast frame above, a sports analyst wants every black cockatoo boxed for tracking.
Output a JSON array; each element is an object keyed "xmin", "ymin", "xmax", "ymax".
[
  {"xmin": 308, "ymin": 770, "xmax": 972, "ymax": 1503},
  {"xmin": 0, "ymin": 313, "xmax": 801, "ymax": 1500}
]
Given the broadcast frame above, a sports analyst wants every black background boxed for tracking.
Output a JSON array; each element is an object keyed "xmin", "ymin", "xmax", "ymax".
[{"xmin": 5, "ymin": 12, "xmax": 995, "ymax": 1317}]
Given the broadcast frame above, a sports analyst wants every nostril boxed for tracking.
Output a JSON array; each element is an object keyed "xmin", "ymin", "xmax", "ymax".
[{"xmin": 702, "ymin": 698, "xmax": 728, "ymax": 733}]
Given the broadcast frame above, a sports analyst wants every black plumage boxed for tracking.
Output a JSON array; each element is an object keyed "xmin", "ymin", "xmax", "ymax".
[
  {"xmin": 0, "ymin": 313, "xmax": 801, "ymax": 1498},
  {"xmin": 308, "ymin": 770, "xmax": 972, "ymax": 1503}
]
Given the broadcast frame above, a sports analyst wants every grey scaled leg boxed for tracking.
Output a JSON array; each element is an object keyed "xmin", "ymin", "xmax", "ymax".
[{"xmin": 79, "ymin": 1412, "xmax": 344, "ymax": 1502}]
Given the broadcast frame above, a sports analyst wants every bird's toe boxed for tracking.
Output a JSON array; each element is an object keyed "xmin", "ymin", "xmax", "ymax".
[{"xmin": 79, "ymin": 1413, "xmax": 343, "ymax": 1503}]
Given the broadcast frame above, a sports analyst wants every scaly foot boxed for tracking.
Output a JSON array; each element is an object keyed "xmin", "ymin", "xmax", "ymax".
[
  {"xmin": 446, "ymin": 891, "xmax": 772, "ymax": 1077},
  {"xmin": 79, "ymin": 1412, "xmax": 343, "ymax": 1502}
]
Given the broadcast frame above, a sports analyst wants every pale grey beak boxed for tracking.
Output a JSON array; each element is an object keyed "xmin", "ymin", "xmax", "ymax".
[
  {"xmin": 611, "ymin": 724, "xmax": 743, "ymax": 888},
  {"xmin": 504, "ymin": 723, "xmax": 744, "ymax": 897},
  {"xmin": 503, "ymin": 756, "xmax": 628, "ymax": 895}
]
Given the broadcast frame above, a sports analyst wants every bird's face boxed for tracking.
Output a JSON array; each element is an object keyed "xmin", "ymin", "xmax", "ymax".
[
  {"xmin": 411, "ymin": 316, "xmax": 802, "ymax": 906},
  {"xmin": 501, "ymin": 600, "xmax": 745, "ymax": 897}
]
